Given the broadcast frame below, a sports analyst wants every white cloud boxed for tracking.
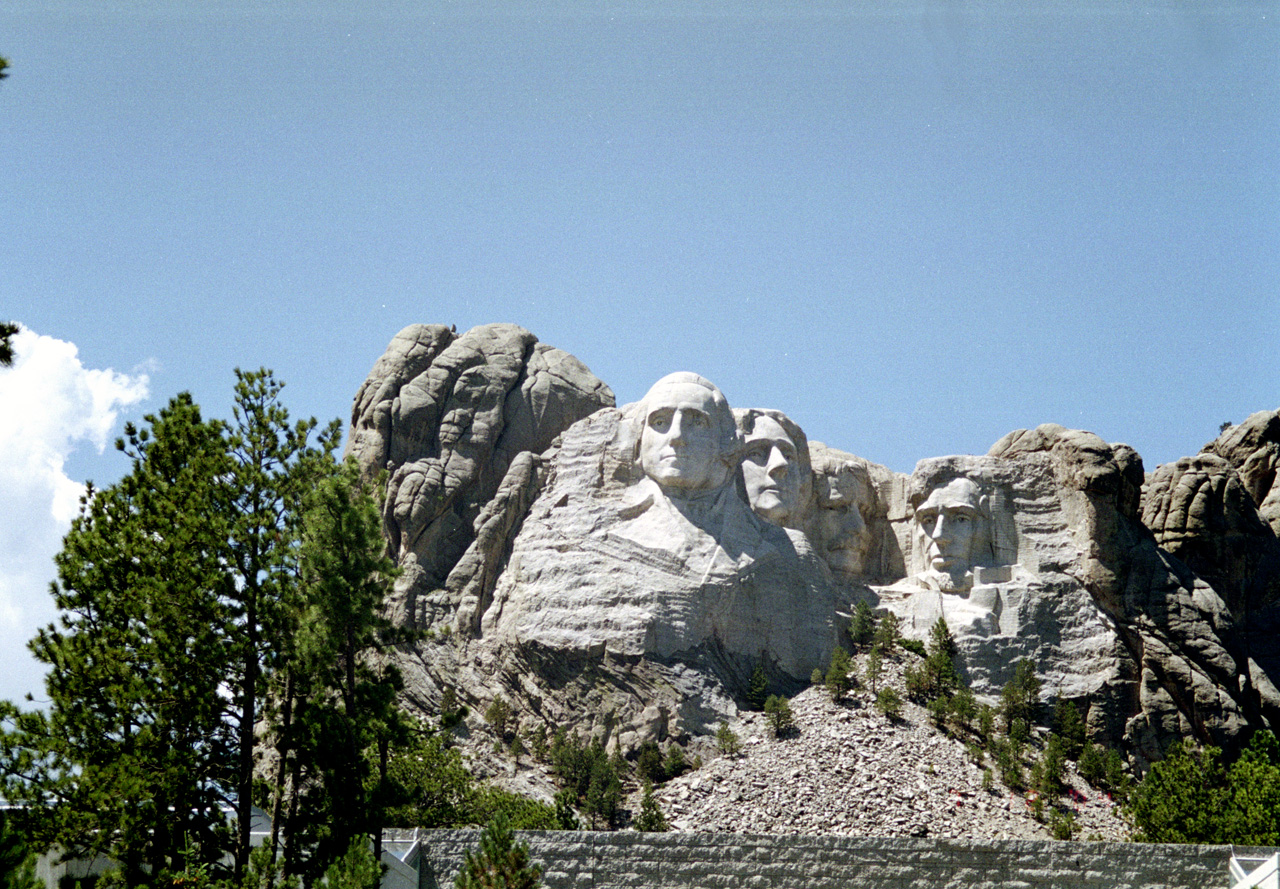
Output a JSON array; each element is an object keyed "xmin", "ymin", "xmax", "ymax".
[{"xmin": 0, "ymin": 327, "xmax": 149, "ymax": 703}]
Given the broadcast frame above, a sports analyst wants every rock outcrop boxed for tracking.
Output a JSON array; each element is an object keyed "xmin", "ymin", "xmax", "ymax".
[
  {"xmin": 346, "ymin": 324, "xmax": 1279, "ymax": 773},
  {"xmin": 345, "ymin": 323, "xmax": 614, "ymax": 627}
]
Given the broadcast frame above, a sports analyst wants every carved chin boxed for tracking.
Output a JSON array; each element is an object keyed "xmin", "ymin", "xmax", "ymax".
[
  {"xmin": 752, "ymin": 492, "xmax": 787, "ymax": 521},
  {"xmin": 921, "ymin": 568, "xmax": 973, "ymax": 594}
]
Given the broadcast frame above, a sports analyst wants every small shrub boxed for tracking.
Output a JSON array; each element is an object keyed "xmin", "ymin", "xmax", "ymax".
[
  {"xmin": 663, "ymin": 744, "xmax": 690, "ymax": 780},
  {"xmin": 746, "ymin": 663, "xmax": 769, "ymax": 711},
  {"xmin": 810, "ymin": 667, "xmax": 824, "ymax": 685},
  {"xmin": 469, "ymin": 786, "xmax": 561, "ymax": 830},
  {"xmin": 875, "ymin": 687, "xmax": 903, "ymax": 720},
  {"xmin": 633, "ymin": 780, "xmax": 669, "ymax": 832},
  {"xmin": 454, "ymin": 814, "xmax": 544, "ymax": 889},
  {"xmin": 848, "ymin": 601, "xmax": 876, "ymax": 650},
  {"xmin": 899, "ymin": 637, "xmax": 927, "ymax": 658},
  {"xmin": 982, "ymin": 768, "xmax": 994, "ymax": 792},
  {"xmin": 764, "ymin": 694, "xmax": 795, "ymax": 738},
  {"xmin": 715, "ymin": 721, "xmax": 742, "ymax": 757},
  {"xmin": 825, "ymin": 647, "xmax": 853, "ymax": 701}
]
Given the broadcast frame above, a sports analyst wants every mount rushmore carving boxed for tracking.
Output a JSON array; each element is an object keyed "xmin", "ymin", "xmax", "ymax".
[{"xmin": 347, "ymin": 323, "xmax": 1280, "ymax": 765}]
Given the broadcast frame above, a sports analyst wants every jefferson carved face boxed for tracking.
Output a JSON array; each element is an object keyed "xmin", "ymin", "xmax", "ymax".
[
  {"xmin": 638, "ymin": 376, "xmax": 732, "ymax": 493},
  {"xmin": 915, "ymin": 477, "xmax": 985, "ymax": 579},
  {"xmin": 741, "ymin": 416, "xmax": 801, "ymax": 523}
]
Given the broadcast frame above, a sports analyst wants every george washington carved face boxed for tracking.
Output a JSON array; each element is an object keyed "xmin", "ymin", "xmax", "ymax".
[{"xmin": 637, "ymin": 373, "xmax": 735, "ymax": 494}]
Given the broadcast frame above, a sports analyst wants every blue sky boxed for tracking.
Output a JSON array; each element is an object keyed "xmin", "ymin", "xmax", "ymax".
[{"xmin": 2, "ymin": 1, "xmax": 1277, "ymax": 702}]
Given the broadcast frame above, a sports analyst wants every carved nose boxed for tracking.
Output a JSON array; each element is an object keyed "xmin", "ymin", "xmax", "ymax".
[
  {"xmin": 667, "ymin": 414, "xmax": 686, "ymax": 444},
  {"xmin": 929, "ymin": 516, "xmax": 949, "ymax": 540},
  {"xmin": 766, "ymin": 448, "xmax": 788, "ymax": 478}
]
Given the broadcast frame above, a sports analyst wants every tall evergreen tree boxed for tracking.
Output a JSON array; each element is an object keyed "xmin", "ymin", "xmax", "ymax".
[
  {"xmin": 0, "ymin": 395, "xmax": 237, "ymax": 883},
  {"xmin": 267, "ymin": 460, "xmax": 406, "ymax": 886},
  {"xmin": 222, "ymin": 369, "xmax": 339, "ymax": 878}
]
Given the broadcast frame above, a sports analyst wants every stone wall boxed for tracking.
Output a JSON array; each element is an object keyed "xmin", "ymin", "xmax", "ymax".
[{"xmin": 417, "ymin": 830, "xmax": 1271, "ymax": 889}]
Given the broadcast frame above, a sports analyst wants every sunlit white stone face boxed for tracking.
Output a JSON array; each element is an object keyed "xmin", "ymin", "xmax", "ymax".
[
  {"xmin": 741, "ymin": 415, "xmax": 801, "ymax": 523},
  {"xmin": 639, "ymin": 379, "xmax": 726, "ymax": 492},
  {"xmin": 815, "ymin": 468, "xmax": 874, "ymax": 579},
  {"xmin": 914, "ymin": 477, "xmax": 984, "ymax": 588}
]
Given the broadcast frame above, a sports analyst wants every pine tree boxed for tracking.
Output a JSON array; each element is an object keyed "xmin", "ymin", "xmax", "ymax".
[
  {"xmin": 273, "ymin": 459, "xmax": 408, "ymax": 883},
  {"xmin": 1000, "ymin": 659, "xmax": 1041, "ymax": 734},
  {"xmin": 1126, "ymin": 739, "xmax": 1229, "ymax": 843},
  {"xmin": 223, "ymin": 369, "xmax": 340, "ymax": 879},
  {"xmin": 0, "ymin": 809, "xmax": 39, "ymax": 889},
  {"xmin": 825, "ymin": 647, "xmax": 853, "ymax": 701},
  {"xmin": 865, "ymin": 646, "xmax": 883, "ymax": 695},
  {"xmin": 454, "ymin": 815, "xmax": 543, "ymax": 889},
  {"xmin": 1222, "ymin": 730, "xmax": 1280, "ymax": 844},
  {"xmin": 746, "ymin": 664, "xmax": 769, "ymax": 711},
  {"xmin": 848, "ymin": 601, "xmax": 876, "ymax": 650},
  {"xmin": 1053, "ymin": 699, "xmax": 1086, "ymax": 760},
  {"xmin": 0, "ymin": 395, "xmax": 237, "ymax": 883},
  {"xmin": 0, "ymin": 321, "xmax": 18, "ymax": 366},
  {"xmin": 763, "ymin": 695, "xmax": 795, "ymax": 738},
  {"xmin": 872, "ymin": 611, "xmax": 901, "ymax": 655},
  {"xmin": 633, "ymin": 781, "xmax": 669, "ymax": 832}
]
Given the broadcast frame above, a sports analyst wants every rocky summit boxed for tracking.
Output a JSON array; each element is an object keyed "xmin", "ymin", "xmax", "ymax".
[{"xmin": 347, "ymin": 322, "xmax": 1280, "ymax": 805}]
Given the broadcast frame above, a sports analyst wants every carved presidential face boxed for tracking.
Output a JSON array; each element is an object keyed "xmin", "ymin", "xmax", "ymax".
[
  {"xmin": 814, "ymin": 466, "xmax": 874, "ymax": 579},
  {"xmin": 639, "ymin": 379, "xmax": 730, "ymax": 493},
  {"xmin": 914, "ymin": 478, "xmax": 985, "ymax": 580},
  {"xmin": 741, "ymin": 416, "xmax": 802, "ymax": 523}
]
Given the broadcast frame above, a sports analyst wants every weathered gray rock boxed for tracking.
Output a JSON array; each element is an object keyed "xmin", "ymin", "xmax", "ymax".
[
  {"xmin": 871, "ymin": 449, "xmax": 1121, "ymax": 708},
  {"xmin": 471, "ymin": 378, "xmax": 840, "ymax": 690},
  {"xmin": 345, "ymin": 323, "xmax": 614, "ymax": 625},
  {"xmin": 347, "ymin": 325, "xmax": 1278, "ymax": 779},
  {"xmin": 1202, "ymin": 408, "xmax": 1280, "ymax": 536},
  {"xmin": 989, "ymin": 424, "xmax": 1262, "ymax": 762}
]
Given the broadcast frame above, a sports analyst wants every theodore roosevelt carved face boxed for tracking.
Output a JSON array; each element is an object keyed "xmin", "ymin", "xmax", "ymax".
[{"xmin": 637, "ymin": 373, "xmax": 736, "ymax": 494}]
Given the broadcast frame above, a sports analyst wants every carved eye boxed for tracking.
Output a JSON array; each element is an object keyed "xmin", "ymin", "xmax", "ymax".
[
  {"xmin": 683, "ymin": 410, "xmax": 710, "ymax": 429},
  {"xmin": 647, "ymin": 408, "xmax": 674, "ymax": 432},
  {"xmin": 746, "ymin": 444, "xmax": 769, "ymax": 464}
]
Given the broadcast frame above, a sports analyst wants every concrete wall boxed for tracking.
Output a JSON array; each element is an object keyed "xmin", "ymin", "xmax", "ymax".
[{"xmin": 418, "ymin": 830, "xmax": 1274, "ymax": 889}]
